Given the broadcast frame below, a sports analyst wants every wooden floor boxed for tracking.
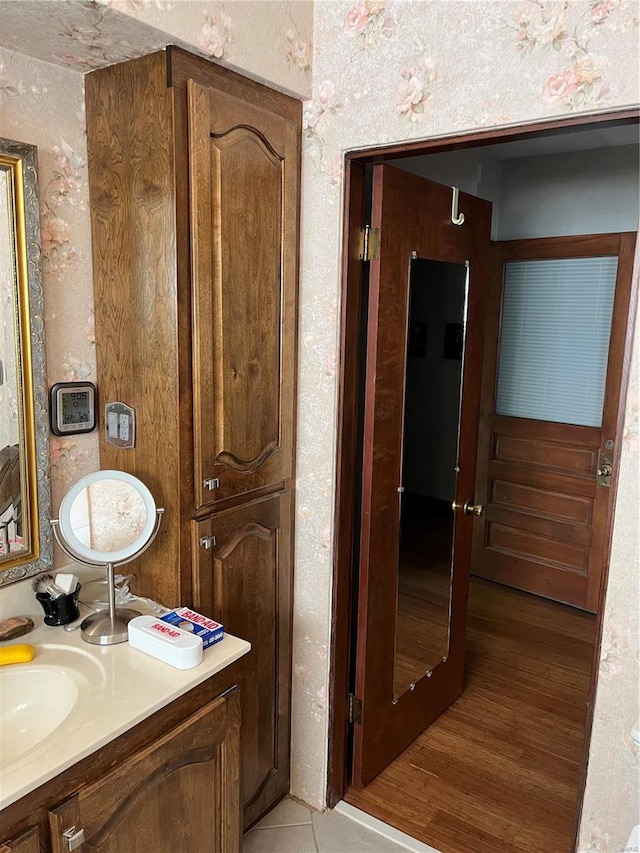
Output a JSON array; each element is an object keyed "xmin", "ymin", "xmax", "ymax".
[{"xmin": 346, "ymin": 579, "xmax": 597, "ymax": 853}]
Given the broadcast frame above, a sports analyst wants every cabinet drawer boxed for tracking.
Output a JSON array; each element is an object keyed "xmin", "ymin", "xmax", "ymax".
[{"xmin": 192, "ymin": 490, "xmax": 292, "ymax": 825}]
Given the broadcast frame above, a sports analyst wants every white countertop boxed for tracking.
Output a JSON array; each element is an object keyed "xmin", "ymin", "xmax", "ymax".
[{"xmin": 0, "ymin": 615, "xmax": 250, "ymax": 811}]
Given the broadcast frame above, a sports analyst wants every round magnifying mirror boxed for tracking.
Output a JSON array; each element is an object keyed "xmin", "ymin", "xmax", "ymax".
[
  {"xmin": 59, "ymin": 470, "xmax": 157, "ymax": 565},
  {"xmin": 52, "ymin": 470, "xmax": 162, "ymax": 646}
]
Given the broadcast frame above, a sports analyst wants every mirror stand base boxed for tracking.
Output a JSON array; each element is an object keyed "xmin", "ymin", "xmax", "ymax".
[{"xmin": 80, "ymin": 607, "xmax": 142, "ymax": 645}]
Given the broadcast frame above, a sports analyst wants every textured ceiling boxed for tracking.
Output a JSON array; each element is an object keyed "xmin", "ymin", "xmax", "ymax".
[
  {"xmin": 480, "ymin": 123, "xmax": 640, "ymax": 160},
  {"xmin": 0, "ymin": 1, "xmax": 193, "ymax": 73}
]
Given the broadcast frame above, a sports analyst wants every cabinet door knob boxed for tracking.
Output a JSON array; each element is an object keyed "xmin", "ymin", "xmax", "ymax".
[{"xmin": 63, "ymin": 826, "xmax": 85, "ymax": 851}]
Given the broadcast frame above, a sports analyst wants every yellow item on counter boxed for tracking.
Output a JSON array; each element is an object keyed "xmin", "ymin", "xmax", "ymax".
[{"xmin": 0, "ymin": 644, "xmax": 35, "ymax": 665}]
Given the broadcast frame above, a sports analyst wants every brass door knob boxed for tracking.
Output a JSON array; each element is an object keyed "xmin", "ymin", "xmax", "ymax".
[
  {"xmin": 452, "ymin": 499, "xmax": 485, "ymax": 517},
  {"xmin": 597, "ymin": 464, "xmax": 613, "ymax": 478}
]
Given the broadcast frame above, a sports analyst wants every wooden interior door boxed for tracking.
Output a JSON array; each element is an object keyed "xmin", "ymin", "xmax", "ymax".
[
  {"xmin": 188, "ymin": 78, "xmax": 299, "ymax": 511},
  {"xmin": 473, "ymin": 233, "xmax": 636, "ymax": 612},
  {"xmin": 352, "ymin": 165, "xmax": 492, "ymax": 786}
]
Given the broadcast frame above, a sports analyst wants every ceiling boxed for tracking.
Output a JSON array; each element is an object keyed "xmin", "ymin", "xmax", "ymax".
[
  {"xmin": 480, "ymin": 122, "xmax": 639, "ymax": 161},
  {"xmin": 0, "ymin": 1, "xmax": 193, "ymax": 73}
]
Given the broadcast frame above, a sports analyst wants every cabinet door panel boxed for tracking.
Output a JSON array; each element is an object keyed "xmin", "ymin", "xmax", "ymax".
[
  {"xmin": 189, "ymin": 81, "xmax": 299, "ymax": 510},
  {"xmin": 49, "ymin": 692, "xmax": 241, "ymax": 853},
  {"xmin": 192, "ymin": 491, "xmax": 292, "ymax": 825},
  {"xmin": 0, "ymin": 828, "xmax": 40, "ymax": 853}
]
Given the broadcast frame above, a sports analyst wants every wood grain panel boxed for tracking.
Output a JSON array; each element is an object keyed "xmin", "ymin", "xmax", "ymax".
[
  {"xmin": 488, "ymin": 523, "xmax": 588, "ymax": 573},
  {"xmin": 189, "ymin": 80, "xmax": 298, "ymax": 511},
  {"xmin": 86, "ymin": 53, "xmax": 184, "ymax": 607},
  {"xmin": 49, "ymin": 693, "xmax": 241, "ymax": 853},
  {"xmin": 192, "ymin": 491, "xmax": 292, "ymax": 828},
  {"xmin": 0, "ymin": 829, "xmax": 39, "ymax": 853},
  {"xmin": 488, "ymin": 461, "xmax": 597, "ymax": 498},
  {"xmin": 491, "ymin": 480, "xmax": 593, "ymax": 525},
  {"xmin": 478, "ymin": 550, "xmax": 590, "ymax": 607},
  {"xmin": 209, "ymin": 129, "xmax": 281, "ymax": 470},
  {"xmin": 493, "ymin": 434, "xmax": 598, "ymax": 476},
  {"xmin": 487, "ymin": 505, "xmax": 591, "ymax": 546}
]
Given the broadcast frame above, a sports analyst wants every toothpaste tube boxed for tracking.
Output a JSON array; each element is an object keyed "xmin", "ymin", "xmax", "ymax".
[{"xmin": 160, "ymin": 607, "xmax": 224, "ymax": 649}]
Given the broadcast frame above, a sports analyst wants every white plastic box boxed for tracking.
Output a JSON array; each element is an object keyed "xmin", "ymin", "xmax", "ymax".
[{"xmin": 128, "ymin": 614, "xmax": 203, "ymax": 669}]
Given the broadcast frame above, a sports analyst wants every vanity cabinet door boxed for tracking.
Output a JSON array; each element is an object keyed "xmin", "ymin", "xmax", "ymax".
[
  {"xmin": 48, "ymin": 691, "xmax": 241, "ymax": 853},
  {"xmin": 0, "ymin": 828, "xmax": 40, "ymax": 853},
  {"xmin": 188, "ymin": 78, "xmax": 299, "ymax": 512},
  {"xmin": 192, "ymin": 490, "xmax": 292, "ymax": 827}
]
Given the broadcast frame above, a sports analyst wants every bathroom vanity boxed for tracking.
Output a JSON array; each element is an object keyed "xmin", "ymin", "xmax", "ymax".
[{"xmin": 0, "ymin": 624, "xmax": 250, "ymax": 852}]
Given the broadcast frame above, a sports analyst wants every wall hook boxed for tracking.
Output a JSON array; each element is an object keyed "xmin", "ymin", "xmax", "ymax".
[{"xmin": 451, "ymin": 187, "xmax": 465, "ymax": 226}]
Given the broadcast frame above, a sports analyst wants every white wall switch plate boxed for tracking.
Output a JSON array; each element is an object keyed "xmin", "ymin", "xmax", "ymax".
[{"xmin": 105, "ymin": 402, "xmax": 136, "ymax": 449}]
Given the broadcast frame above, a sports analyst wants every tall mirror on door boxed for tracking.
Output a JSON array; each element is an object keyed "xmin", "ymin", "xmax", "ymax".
[
  {"xmin": 0, "ymin": 137, "xmax": 52, "ymax": 584},
  {"xmin": 394, "ymin": 258, "xmax": 469, "ymax": 698}
]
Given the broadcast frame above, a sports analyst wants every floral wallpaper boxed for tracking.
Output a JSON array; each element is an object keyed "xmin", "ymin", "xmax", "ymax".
[
  {"xmin": 0, "ymin": 47, "xmax": 99, "ymax": 518},
  {"xmin": 0, "ymin": 0, "xmax": 313, "ymax": 521},
  {"xmin": 0, "ymin": 2, "xmax": 637, "ymax": 851},
  {"xmin": 291, "ymin": 4, "xmax": 639, "ymax": 853},
  {"xmin": 116, "ymin": 0, "xmax": 313, "ymax": 95}
]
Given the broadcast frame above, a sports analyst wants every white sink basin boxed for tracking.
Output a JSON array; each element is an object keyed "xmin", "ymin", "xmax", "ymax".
[{"xmin": 0, "ymin": 665, "xmax": 79, "ymax": 767}]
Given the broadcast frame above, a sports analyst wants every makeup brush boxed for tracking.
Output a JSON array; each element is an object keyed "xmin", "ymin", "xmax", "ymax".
[{"xmin": 32, "ymin": 572, "xmax": 64, "ymax": 598}]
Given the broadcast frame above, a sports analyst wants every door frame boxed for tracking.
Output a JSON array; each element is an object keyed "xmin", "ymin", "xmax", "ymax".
[{"xmin": 328, "ymin": 108, "xmax": 640, "ymax": 852}]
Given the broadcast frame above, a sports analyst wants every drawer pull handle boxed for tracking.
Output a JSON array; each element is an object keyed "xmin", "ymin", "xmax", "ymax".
[{"xmin": 63, "ymin": 826, "xmax": 85, "ymax": 851}]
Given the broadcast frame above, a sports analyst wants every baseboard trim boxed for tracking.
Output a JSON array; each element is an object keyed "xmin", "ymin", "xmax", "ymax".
[{"xmin": 334, "ymin": 801, "xmax": 443, "ymax": 853}]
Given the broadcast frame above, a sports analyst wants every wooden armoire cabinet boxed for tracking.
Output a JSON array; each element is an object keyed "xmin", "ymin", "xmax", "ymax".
[{"xmin": 85, "ymin": 46, "xmax": 300, "ymax": 827}]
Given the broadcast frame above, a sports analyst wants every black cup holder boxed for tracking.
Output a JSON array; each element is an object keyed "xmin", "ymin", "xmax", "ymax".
[{"xmin": 36, "ymin": 583, "xmax": 81, "ymax": 626}]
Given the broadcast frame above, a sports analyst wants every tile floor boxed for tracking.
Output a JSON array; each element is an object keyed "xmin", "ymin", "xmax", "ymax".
[{"xmin": 243, "ymin": 798, "xmax": 437, "ymax": 853}]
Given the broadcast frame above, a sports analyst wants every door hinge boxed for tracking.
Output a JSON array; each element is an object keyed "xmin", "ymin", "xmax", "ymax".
[
  {"xmin": 359, "ymin": 226, "xmax": 380, "ymax": 262},
  {"xmin": 200, "ymin": 535, "xmax": 216, "ymax": 550},
  {"xmin": 348, "ymin": 693, "xmax": 363, "ymax": 725}
]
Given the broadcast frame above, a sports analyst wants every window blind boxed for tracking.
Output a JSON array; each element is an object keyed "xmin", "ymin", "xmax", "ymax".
[{"xmin": 495, "ymin": 256, "xmax": 618, "ymax": 428}]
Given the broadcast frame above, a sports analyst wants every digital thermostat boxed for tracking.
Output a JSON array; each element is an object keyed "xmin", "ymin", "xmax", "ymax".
[{"xmin": 49, "ymin": 382, "xmax": 98, "ymax": 436}]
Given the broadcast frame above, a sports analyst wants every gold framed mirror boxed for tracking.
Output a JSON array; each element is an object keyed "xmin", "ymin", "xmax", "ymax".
[{"xmin": 0, "ymin": 137, "xmax": 52, "ymax": 584}]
